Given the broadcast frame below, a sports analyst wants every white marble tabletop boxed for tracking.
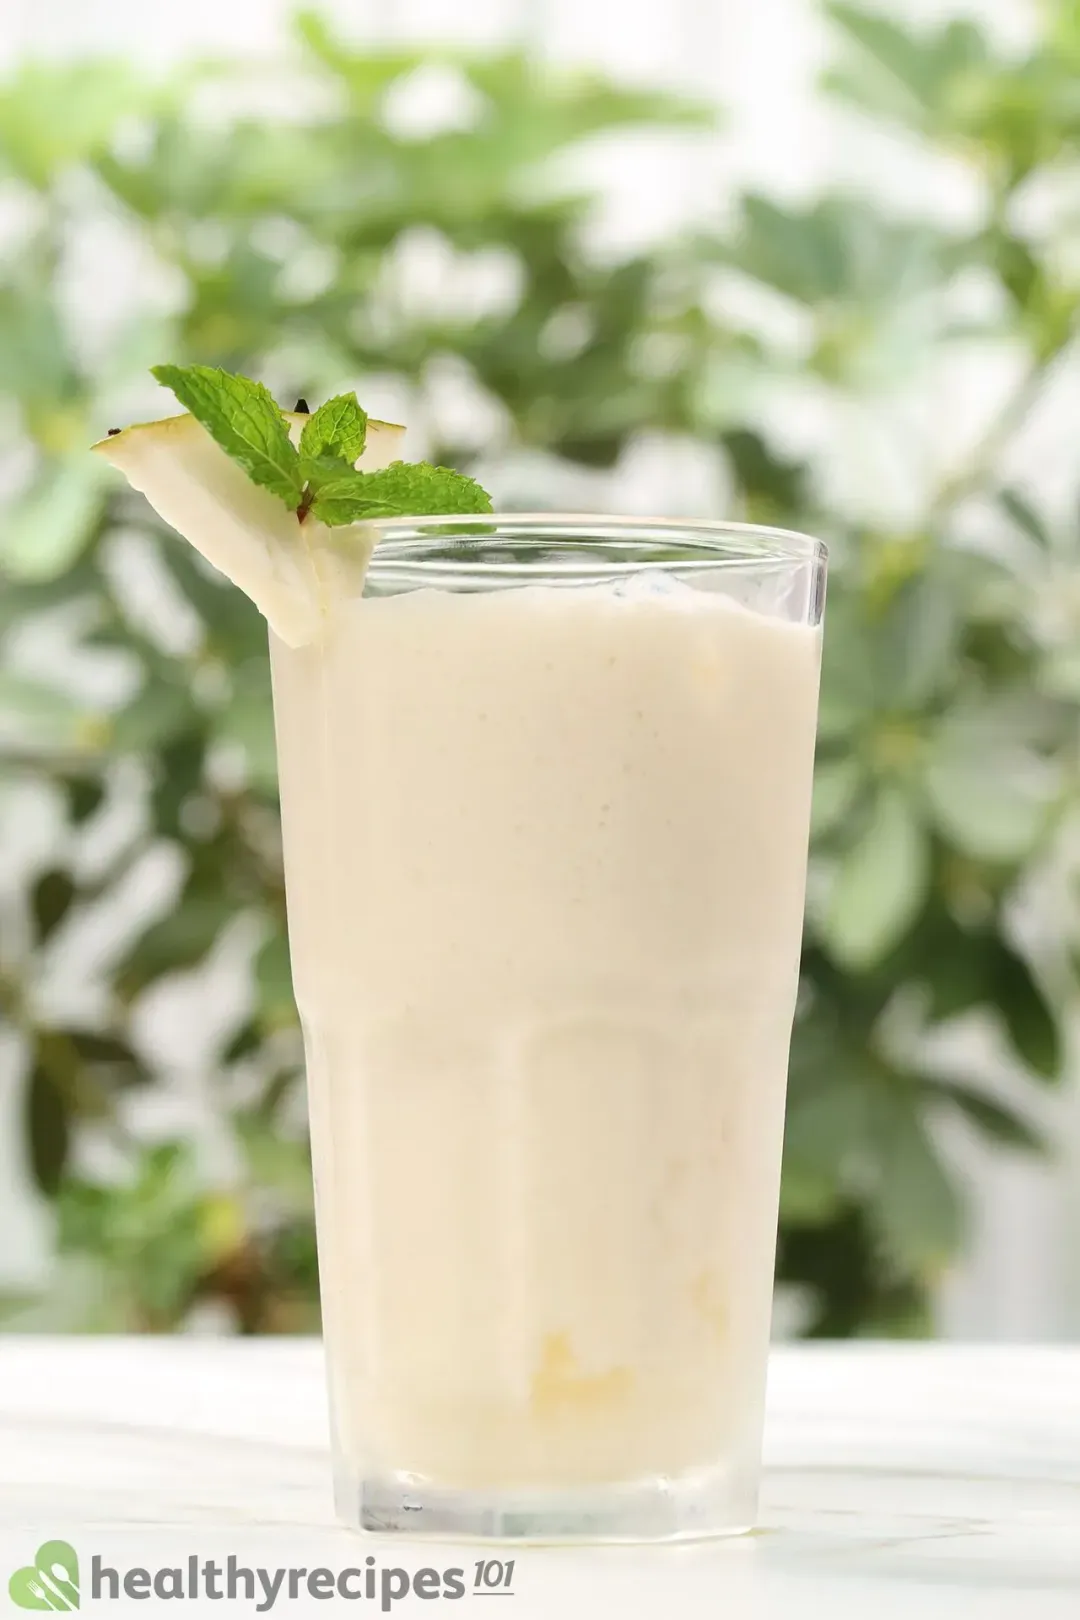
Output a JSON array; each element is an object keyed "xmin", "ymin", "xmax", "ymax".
[{"xmin": 1, "ymin": 1339, "xmax": 1078, "ymax": 1617}]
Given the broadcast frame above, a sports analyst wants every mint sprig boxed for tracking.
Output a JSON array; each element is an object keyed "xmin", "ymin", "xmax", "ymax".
[{"xmin": 151, "ymin": 365, "xmax": 492, "ymax": 525}]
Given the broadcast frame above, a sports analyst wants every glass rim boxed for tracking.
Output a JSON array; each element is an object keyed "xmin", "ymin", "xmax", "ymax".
[{"xmin": 364, "ymin": 513, "xmax": 827, "ymax": 582}]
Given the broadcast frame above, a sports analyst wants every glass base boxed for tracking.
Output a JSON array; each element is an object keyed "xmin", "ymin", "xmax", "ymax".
[{"xmin": 336, "ymin": 1461, "xmax": 756, "ymax": 1544}]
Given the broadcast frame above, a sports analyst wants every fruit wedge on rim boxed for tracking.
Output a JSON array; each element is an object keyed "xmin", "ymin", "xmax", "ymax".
[{"xmin": 92, "ymin": 410, "xmax": 406, "ymax": 648}]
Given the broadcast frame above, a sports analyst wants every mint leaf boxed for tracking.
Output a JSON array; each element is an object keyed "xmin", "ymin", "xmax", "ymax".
[
  {"xmin": 151, "ymin": 364, "xmax": 302, "ymax": 506},
  {"xmin": 299, "ymin": 453, "xmax": 355, "ymax": 493},
  {"xmin": 299, "ymin": 393, "xmax": 367, "ymax": 464},
  {"xmin": 307, "ymin": 479, "xmax": 402, "ymax": 524},
  {"xmin": 309, "ymin": 461, "xmax": 494, "ymax": 526}
]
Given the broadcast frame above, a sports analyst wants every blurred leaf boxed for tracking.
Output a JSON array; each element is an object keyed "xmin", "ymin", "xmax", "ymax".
[
  {"xmin": 781, "ymin": 1073, "xmax": 868, "ymax": 1222},
  {"xmin": 56, "ymin": 1179, "xmax": 110, "ymax": 1251},
  {"xmin": 1040, "ymin": 646, "xmax": 1080, "ymax": 700},
  {"xmin": 255, "ymin": 931, "xmax": 296, "ymax": 1028},
  {"xmin": 296, "ymin": 14, "xmax": 436, "ymax": 112},
  {"xmin": 182, "ymin": 245, "xmax": 286, "ymax": 368},
  {"xmin": 811, "ymin": 758, "xmax": 865, "ymax": 838},
  {"xmin": 868, "ymin": 1087, "xmax": 962, "ymax": 1273},
  {"xmin": 222, "ymin": 1020, "xmax": 262, "ymax": 1066},
  {"xmin": 730, "ymin": 196, "xmax": 845, "ymax": 305},
  {"xmin": 214, "ymin": 657, "xmax": 277, "ymax": 793},
  {"xmin": 0, "ymin": 673, "xmax": 99, "ymax": 754},
  {"xmin": 988, "ymin": 940, "xmax": 1060, "ymax": 1079},
  {"xmin": 919, "ymin": 913, "xmax": 993, "ymax": 1023},
  {"xmin": 1049, "ymin": 0, "xmax": 1080, "ymax": 66},
  {"xmin": 236, "ymin": 1112, "xmax": 311, "ymax": 1209},
  {"xmin": 199, "ymin": 1192, "xmax": 246, "ymax": 1267},
  {"xmin": 828, "ymin": 3, "xmax": 1080, "ymax": 184},
  {"xmin": 777, "ymin": 1202, "xmax": 931, "ymax": 1338},
  {"xmin": 826, "ymin": 3, "xmax": 990, "ymax": 135},
  {"xmin": 0, "ymin": 280, "xmax": 78, "ymax": 411},
  {"xmin": 922, "ymin": 1075, "xmax": 1043, "ymax": 1151},
  {"xmin": 914, "ymin": 913, "xmax": 1060, "ymax": 1087},
  {"xmin": 265, "ymin": 1216, "xmax": 320, "ymax": 1302},
  {"xmin": 922, "ymin": 712, "xmax": 1055, "ymax": 862},
  {"xmin": 986, "ymin": 230, "xmax": 1042, "ymax": 310},
  {"xmin": 57, "ymin": 1142, "xmax": 213, "ymax": 1328},
  {"xmin": 154, "ymin": 539, "xmax": 267, "ymax": 659},
  {"xmin": 31, "ymin": 868, "xmax": 76, "ymax": 941},
  {"xmin": 923, "ymin": 754, "xmax": 1051, "ymax": 862},
  {"xmin": 821, "ymin": 787, "xmax": 930, "ymax": 968},
  {"xmin": 299, "ymin": 12, "xmax": 713, "ymax": 151},
  {"xmin": 64, "ymin": 773, "xmax": 107, "ymax": 824},
  {"xmin": 998, "ymin": 486, "xmax": 1051, "ymax": 548},
  {"xmin": 25, "ymin": 1062, "xmax": 70, "ymax": 1196},
  {"xmin": 117, "ymin": 893, "xmax": 235, "ymax": 998},
  {"xmin": 871, "ymin": 564, "xmax": 959, "ymax": 710},
  {"xmin": 727, "ymin": 195, "xmax": 946, "ymax": 329},
  {"xmin": 68, "ymin": 1030, "xmax": 144, "ymax": 1090},
  {"xmin": 108, "ymin": 678, "xmax": 197, "ymax": 754},
  {"xmin": 2, "ymin": 459, "xmax": 109, "ymax": 581},
  {"xmin": 464, "ymin": 51, "xmax": 715, "ymax": 156},
  {"xmin": 148, "ymin": 734, "xmax": 208, "ymax": 840},
  {"xmin": 721, "ymin": 428, "xmax": 809, "ymax": 514},
  {"xmin": 0, "ymin": 62, "xmax": 146, "ymax": 186},
  {"xmin": 815, "ymin": 590, "xmax": 878, "ymax": 740},
  {"xmin": 95, "ymin": 116, "xmax": 262, "ymax": 221}
]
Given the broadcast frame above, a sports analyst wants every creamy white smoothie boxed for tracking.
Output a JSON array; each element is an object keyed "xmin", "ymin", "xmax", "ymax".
[{"xmin": 270, "ymin": 571, "xmax": 821, "ymax": 1496}]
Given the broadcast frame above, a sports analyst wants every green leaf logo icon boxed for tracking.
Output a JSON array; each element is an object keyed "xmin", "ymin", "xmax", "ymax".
[{"xmin": 9, "ymin": 1541, "xmax": 80, "ymax": 1610}]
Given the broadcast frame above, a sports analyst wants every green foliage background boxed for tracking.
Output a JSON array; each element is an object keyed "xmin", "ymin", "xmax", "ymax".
[{"xmin": 1, "ymin": 4, "xmax": 1078, "ymax": 1334}]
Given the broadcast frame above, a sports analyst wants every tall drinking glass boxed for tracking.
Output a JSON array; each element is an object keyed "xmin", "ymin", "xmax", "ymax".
[{"xmin": 269, "ymin": 516, "xmax": 826, "ymax": 1542}]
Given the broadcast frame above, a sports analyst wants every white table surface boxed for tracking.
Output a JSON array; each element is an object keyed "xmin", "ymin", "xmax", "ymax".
[{"xmin": 1, "ymin": 1340, "xmax": 1078, "ymax": 1617}]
